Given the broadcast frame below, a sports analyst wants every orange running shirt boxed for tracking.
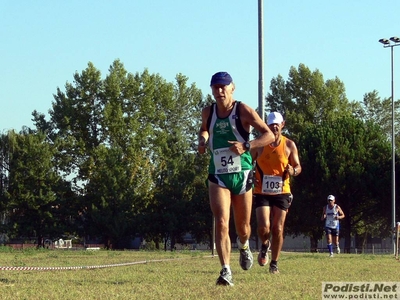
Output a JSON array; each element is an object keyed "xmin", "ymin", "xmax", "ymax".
[{"xmin": 254, "ymin": 136, "xmax": 291, "ymax": 195}]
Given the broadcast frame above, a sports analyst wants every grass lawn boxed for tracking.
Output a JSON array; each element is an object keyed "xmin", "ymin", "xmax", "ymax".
[{"xmin": 0, "ymin": 247, "xmax": 398, "ymax": 299}]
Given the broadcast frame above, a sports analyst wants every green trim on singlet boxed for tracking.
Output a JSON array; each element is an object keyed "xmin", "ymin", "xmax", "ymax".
[{"xmin": 207, "ymin": 102, "xmax": 252, "ymax": 174}]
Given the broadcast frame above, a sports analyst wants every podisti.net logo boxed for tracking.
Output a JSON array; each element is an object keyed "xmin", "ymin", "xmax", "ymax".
[{"xmin": 322, "ymin": 282, "xmax": 400, "ymax": 299}]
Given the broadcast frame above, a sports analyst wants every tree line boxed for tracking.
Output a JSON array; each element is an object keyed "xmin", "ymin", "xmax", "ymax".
[{"xmin": 0, "ymin": 60, "xmax": 398, "ymax": 251}]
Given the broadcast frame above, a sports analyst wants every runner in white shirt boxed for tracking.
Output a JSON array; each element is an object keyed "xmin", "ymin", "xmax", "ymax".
[{"xmin": 321, "ymin": 195, "xmax": 345, "ymax": 257}]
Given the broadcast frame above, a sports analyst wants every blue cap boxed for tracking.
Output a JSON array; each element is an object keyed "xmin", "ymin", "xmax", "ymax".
[{"xmin": 210, "ymin": 72, "xmax": 233, "ymax": 86}]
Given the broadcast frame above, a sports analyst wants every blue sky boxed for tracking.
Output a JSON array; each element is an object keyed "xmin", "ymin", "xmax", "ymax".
[{"xmin": 1, "ymin": 1, "xmax": 399, "ymax": 132}]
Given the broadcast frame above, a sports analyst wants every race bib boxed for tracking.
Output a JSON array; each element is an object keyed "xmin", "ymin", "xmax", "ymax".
[
  {"xmin": 262, "ymin": 175, "xmax": 283, "ymax": 194},
  {"xmin": 213, "ymin": 147, "xmax": 241, "ymax": 174},
  {"xmin": 326, "ymin": 215, "xmax": 338, "ymax": 228}
]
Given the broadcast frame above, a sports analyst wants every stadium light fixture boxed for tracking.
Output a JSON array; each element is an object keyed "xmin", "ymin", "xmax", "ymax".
[
  {"xmin": 390, "ymin": 37, "xmax": 400, "ymax": 43},
  {"xmin": 378, "ymin": 36, "xmax": 400, "ymax": 255},
  {"xmin": 379, "ymin": 38, "xmax": 390, "ymax": 45}
]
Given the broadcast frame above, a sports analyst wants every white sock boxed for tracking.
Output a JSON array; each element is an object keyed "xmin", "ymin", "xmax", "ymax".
[{"xmin": 236, "ymin": 237, "xmax": 249, "ymax": 249}]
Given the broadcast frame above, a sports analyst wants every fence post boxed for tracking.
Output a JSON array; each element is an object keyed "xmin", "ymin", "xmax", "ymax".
[
  {"xmin": 396, "ymin": 222, "xmax": 400, "ymax": 260},
  {"xmin": 212, "ymin": 216, "xmax": 216, "ymax": 257}
]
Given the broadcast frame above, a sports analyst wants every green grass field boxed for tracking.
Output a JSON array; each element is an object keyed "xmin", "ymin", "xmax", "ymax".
[{"xmin": 0, "ymin": 247, "xmax": 398, "ymax": 299}]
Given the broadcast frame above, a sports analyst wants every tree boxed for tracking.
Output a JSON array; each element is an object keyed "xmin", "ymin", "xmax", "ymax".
[
  {"xmin": 265, "ymin": 63, "xmax": 353, "ymax": 139},
  {"xmin": 139, "ymin": 73, "xmax": 207, "ymax": 250},
  {"xmin": 265, "ymin": 64, "xmax": 395, "ymax": 252},
  {"xmin": 288, "ymin": 116, "xmax": 391, "ymax": 252},
  {"xmin": 32, "ymin": 60, "xmax": 209, "ymax": 248},
  {"xmin": 4, "ymin": 129, "xmax": 66, "ymax": 246},
  {"xmin": 355, "ymin": 90, "xmax": 400, "ymax": 152},
  {"xmin": 84, "ymin": 146, "xmax": 151, "ymax": 249},
  {"xmin": 0, "ymin": 132, "xmax": 11, "ymax": 215}
]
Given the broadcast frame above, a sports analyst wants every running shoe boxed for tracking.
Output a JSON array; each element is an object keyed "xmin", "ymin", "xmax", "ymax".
[
  {"xmin": 257, "ymin": 241, "xmax": 270, "ymax": 266},
  {"xmin": 216, "ymin": 268, "xmax": 234, "ymax": 286},
  {"xmin": 238, "ymin": 238, "xmax": 253, "ymax": 270},
  {"xmin": 329, "ymin": 252, "xmax": 334, "ymax": 257},
  {"xmin": 269, "ymin": 264, "xmax": 279, "ymax": 274},
  {"xmin": 336, "ymin": 247, "xmax": 340, "ymax": 254}
]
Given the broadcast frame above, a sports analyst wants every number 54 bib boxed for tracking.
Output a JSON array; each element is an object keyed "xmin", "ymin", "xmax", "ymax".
[{"xmin": 213, "ymin": 147, "xmax": 242, "ymax": 174}]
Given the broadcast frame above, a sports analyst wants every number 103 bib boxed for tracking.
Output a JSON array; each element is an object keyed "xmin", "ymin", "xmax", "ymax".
[{"xmin": 262, "ymin": 175, "xmax": 283, "ymax": 194}]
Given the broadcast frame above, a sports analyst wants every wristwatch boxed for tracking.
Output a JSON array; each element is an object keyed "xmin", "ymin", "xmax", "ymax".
[
  {"xmin": 293, "ymin": 168, "xmax": 297, "ymax": 176},
  {"xmin": 243, "ymin": 142, "xmax": 251, "ymax": 151}
]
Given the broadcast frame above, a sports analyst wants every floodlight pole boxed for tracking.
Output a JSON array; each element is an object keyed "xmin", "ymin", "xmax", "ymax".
[
  {"xmin": 379, "ymin": 37, "xmax": 399, "ymax": 255},
  {"xmin": 258, "ymin": 0, "xmax": 265, "ymax": 121}
]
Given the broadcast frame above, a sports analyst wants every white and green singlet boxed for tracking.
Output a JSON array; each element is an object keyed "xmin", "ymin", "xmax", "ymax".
[{"xmin": 207, "ymin": 101, "xmax": 252, "ymax": 175}]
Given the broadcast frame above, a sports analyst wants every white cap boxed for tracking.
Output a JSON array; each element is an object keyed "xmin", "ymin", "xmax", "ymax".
[
  {"xmin": 267, "ymin": 112, "xmax": 284, "ymax": 125},
  {"xmin": 327, "ymin": 195, "xmax": 335, "ymax": 201}
]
